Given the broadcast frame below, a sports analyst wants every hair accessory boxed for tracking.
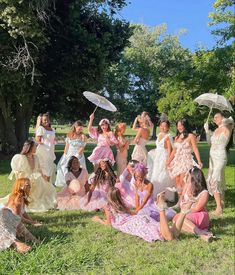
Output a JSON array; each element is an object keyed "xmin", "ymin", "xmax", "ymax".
[
  {"xmin": 99, "ymin": 118, "xmax": 110, "ymax": 126},
  {"xmin": 134, "ymin": 162, "xmax": 148, "ymax": 174}
]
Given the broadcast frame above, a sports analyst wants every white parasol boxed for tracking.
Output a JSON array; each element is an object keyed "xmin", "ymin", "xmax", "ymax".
[
  {"xmin": 83, "ymin": 91, "xmax": 117, "ymax": 113},
  {"xmin": 194, "ymin": 93, "xmax": 233, "ymax": 121}
]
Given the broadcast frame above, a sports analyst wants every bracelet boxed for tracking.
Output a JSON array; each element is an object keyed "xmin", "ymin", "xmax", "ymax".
[{"xmin": 181, "ymin": 209, "xmax": 191, "ymax": 214}]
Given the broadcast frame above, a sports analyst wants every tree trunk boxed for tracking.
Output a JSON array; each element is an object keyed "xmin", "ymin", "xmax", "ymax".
[{"xmin": 151, "ymin": 120, "xmax": 157, "ymax": 140}]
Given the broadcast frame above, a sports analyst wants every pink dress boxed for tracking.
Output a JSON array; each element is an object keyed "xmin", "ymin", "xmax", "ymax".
[
  {"xmin": 137, "ymin": 189, "xmax": 176, "ymax": 221},
  {"xmin": 168, "ymin": 139, "xmax": 194, "ymax": 178},
  {"xmin": 116, "ymin": 136, "xmax": 128, "ymax": 177},
  {"xmin": 108, "ymin": 205, "xmax": 164, "ymax": 242},
  {"xmin": 174, "ymin": 189, "xmax": 210, "ymax": 230},
  {"xmin": 115, "ymin": 169, "xmax": 136, "ymax": 208},
  {"xmin": 88, "ymin": 128, "xmax": 118, "ymax": 165},
  {"xmin": 56, "ymin": 169, "xmax": 88, "ymax": 210}
]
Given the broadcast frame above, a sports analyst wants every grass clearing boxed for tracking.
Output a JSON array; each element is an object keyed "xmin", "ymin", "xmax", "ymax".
[{"xmin": 0, "ymin": 142, "xmax": 234, "ymax": 274}]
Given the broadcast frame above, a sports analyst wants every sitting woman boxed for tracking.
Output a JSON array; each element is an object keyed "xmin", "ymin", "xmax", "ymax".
[
  {"xmin": 81, "ymin": 159, "xmax": 117, "ymax": 211},
  {"xmin": 0, "ymin": 140, "xmax": 57, "ymax": 212},
  {"xmin": 173, "ymin": 167, "xmax": 213, "ymax": 242},
  {"xmin": 133, "ymin": 163, "xmax": 175, "ymax": 221},
  {"xmin": 92, "ymin": 187, "xmax": 194, "ymax": 242},
  {"xmin": 115, "ymin": 159, "xmax": 139, "ymax": 208},
  {"xmin": 57, "ymin": 156, "xmax": 89, "ymax": 210},
  {"xmin": 0, "ymin": 178, "xmax": 40, "ymax": 253}
]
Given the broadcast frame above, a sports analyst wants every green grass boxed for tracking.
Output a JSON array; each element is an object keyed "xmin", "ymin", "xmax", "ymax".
[{"xmin": 0, "ymin": 143, "xmax": 234, "ymax": 274}]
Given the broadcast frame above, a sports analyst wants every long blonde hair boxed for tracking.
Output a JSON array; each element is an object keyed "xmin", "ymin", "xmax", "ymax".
[
  {"xmin": 114, "ymin": 123, "xmax": 126, "ymax": 138},
  {"xmin": 107, "ymin": 187, "xmax": 130, "ymax": 214},
  {"xmin": 67, "ymin": 120, "xmax": 84, "ymax": 139}
]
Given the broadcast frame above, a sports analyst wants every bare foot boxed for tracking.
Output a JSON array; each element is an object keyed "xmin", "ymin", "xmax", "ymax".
[
  {"xmin": 200, "ymin": 234, "xmax": 214, "ymax": 243},
  {"xmin": 211, "ymin": 208, "xmax": 223, "ymax": 217},
  {"xmin": 13, "ymin": 241, "xmax": 32, "ymax": 253}
]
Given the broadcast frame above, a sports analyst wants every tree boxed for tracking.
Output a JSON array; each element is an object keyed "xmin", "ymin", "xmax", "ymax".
[{"xmin": 209, "ymin": 0, "xmax": 235, "ymax": 44}]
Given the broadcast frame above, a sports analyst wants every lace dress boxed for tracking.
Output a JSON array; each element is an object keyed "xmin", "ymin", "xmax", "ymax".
[
  {"xmin": 147, "ymin": 134, "xmax": 175, "ymax": 201},
  {"xmin": 131, "ymin": 137, "xmax": 148, "ymax": 165},
  {"xmin": 207, "ymin": 133, "xmax": 230, "ymax": 195},
  {"xmin": 108, "ymin": 205, "xmax": 164, "ymax": 242},
  {"xmin": 55, "ymin": 137, "xmax": 87, "ymax": 187},
  {"xmin": 88, "ymin": 128, "xmax": 118, "ymax": 165},
  {"xmin": 0, "ymin": 206, "xmax": 21, "ymax": 251},
  {"xmin": 0, "ymin": 154, "xmax": 57, "ymax": 212},
  {"xmin": 36, "ymin": 126, "xmax": 56, "ymax": 178},
  {"xmin": 168, "ymin": 139, "xmax": 194, "ymax": 178}
]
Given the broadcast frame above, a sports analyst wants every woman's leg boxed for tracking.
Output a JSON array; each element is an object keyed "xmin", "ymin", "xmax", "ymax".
[
  {"xmin": 11, "ymin": 240, "xmax": 32, "ymax": 253},
  {"xmin": 17, "ymin": 223, "xmax": 39, "ymax": 243},
  {"xmin": 213, "ymin": 192, "xmax": 223, "ymax": 215},
  {"xmin": 159, "ymin": 211, "xmax": 174, "ymax": 241}
]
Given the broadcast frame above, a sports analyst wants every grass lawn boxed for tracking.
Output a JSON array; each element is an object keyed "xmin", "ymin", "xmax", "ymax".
[{"xmin": 0, "ymin": 142, "xmax": 234, "ymax": 274}]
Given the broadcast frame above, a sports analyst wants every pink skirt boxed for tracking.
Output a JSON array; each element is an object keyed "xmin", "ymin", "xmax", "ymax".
[{"xmin": 88, "ymin": 146, "xmax": 115, "ymax": 165}]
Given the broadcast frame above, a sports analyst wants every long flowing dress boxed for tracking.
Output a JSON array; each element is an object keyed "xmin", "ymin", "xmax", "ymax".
[
  {"xmin": 88, "ymin": 128, "xmax": 118, "ymax": 165},
  {"xmin": 0, "ymin": 206, "xmax": 21, "ymax": 251},
  {"xmin": 207, "ymin": 132, "xmax": 231, "ymax": 196},
  {"xmin": 0, "ymin": 154, "xmax": 57, "ymax": 212},
  {"xmin": 131, "ymin": 137, "xmax": 148, "ymax": 165},
  {"xmin": 116, "ymin": 136, "xmax": 128, "ymax": 177},
  {"xmin": 115, "ymin": 169, "xmax": 136, "ymax": 208},
  {"xmin": 107, "ymin": 205, "xmax": 164, "ymax": 242},
  {"xmin": 168, "ymin": 139, "xmax": 194, "ymax": 179},
  {"xmin": 55, "ymin": 137, "xmax": 87, "ymax": 187},
  {"xmin": 147, "ymin": 134, "xmax": 175, "ymax": 201},
  {"xmin": 36, "ymin": 126, "xmax": 56, "ymax": 180},
  {"xmin": 137, "ymin": 189, "xmax": 176, "ymax": 221},
  {"xmin": 57, "ymin": 169, "xmax": 89, "ymax": 210}
]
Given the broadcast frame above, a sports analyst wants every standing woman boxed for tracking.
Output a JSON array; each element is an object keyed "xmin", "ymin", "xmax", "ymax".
[
  {"xmin": 55, "ymin": 121, "xmax": 87, "ymax": 187},
  {"xmin": 115, "ymin": 123, "xmax": 130, "ymax": 177},
  {"xmin": 204, "ymin": 113, "xmax": 234, "ymax": 216},
  {"xmin": 167, "ymin": 119, "xmax": 203, "ymax": 205},
  {"xmin": 35, "ymin": 113, "xmax": 56, "ymax": 183},
  {"xmin": 87, "ymin": 113, "xmax": 118, "ymax": 168},
  {"xmin": 147, "ymin": 120, "xmax": 175, "ymax": 201},
  {"xmin": 131, "ymin": 115, "xmax": 150, "ymax": 165}
]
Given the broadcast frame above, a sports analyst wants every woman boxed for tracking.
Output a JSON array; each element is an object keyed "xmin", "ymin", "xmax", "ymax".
[
  {"xmin": 115, "ymin": 159, "xmax": 139, "ymax": 208},
  {"xmin": 131, "ymin": 115, "xmax": 150, "ymax": 165},
  {"xmin": 0, "ymin": 140, "xmax": 57, "ymax": 212},
  {"xmin": 204, "ymin": 113, "xmax": 234, "ymax": 216},
  {"xmin": 35, "ymin": 113, "xmax": 56, "ymax": 182},
  {"xmin": 55, "ymin": 121, "xmax": 87, "ymax": 187},
  {"xmin": 133, "ymin": 162, "xmax": 175, "ymax": 221},
  {"xmin": 87, "ymin": 113, "xmax": 118, "ymax": 168},
  {"xmin": 82, "ymin": 159, "xmax": 117, "ymax": 211},
  {"xmin": 147, "ymin": 120, "xmax": 175, "ymax": 201},
  {"xmin": 92, "ymin": 187, "xmax": 194, "ymax": 242},
  {"xmin": 0, "ymin": 178, "xmax": 40, "ymax": 253},
  {"xmin": 167, "ymin": 119, "xmax": 203, "ymax": 204},
  {"xmin": 173, "ymin": 167, "xmax": 214, "ymax": 242},
  {"xmin": 57, "ymin": 156, "xmax": 89, "ymax": 210},
  {"xmin": 115, "ymin": 123, "xmax": 130, "ymax": 177}
]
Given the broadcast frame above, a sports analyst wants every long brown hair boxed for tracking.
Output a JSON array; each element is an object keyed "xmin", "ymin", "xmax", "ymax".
[
  {"xmin": 20, "ymin": 139, "xmax": 35, "ymax": 155},
  {"xmin": 114, "ymin": 123, "xmax": 126, "ymax": 138},
  {"xmin": 67, "ymin": 120, "xmax": 84, "ymax": 139},
  {"xmin": 9, "ymin": 178, "xmax": 31, "ymax": 206},
  {"xmin": 107, "ymin": 187, "xmax": 130, "ymax": 214},
  {"xmin": 93, "ymin": 160, "xmax": 116, "ymax": 188}
]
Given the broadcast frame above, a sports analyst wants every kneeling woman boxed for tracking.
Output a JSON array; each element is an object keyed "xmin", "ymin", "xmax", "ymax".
[{"xmin": 92, "ymin": 187, "xmax": 193, "ymax": 242}]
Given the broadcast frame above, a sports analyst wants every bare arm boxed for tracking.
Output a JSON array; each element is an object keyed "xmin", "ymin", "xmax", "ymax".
[
  {"xmin": 64, "ymin": 142, "xmax": 69, "ymax": 155},
  {"xmin": 190, "ymin": 192, "xmax": 209, "ymax": 213},
  {"xmin": 35, "ymin": 136, "xmax": 43, "ymax": 144},
  {"xmin": 92, "ymin": 206, "xmax": 112, "ymax": 225},
  {"xmin": 133, "ymin": 128, "xmax": 142, "ymax": 144},
  {"xmin": 132, "ymin": 117, "xmax": 139, "ymax": 131},
  {"xmin": 164, "ymin": 137, "xmax": 172, "ymax": 157},
  {"xmin": 88, "ymin": 113, "xmax": 95, "ymax": 133},
  {"xmin": 166, "ymin": 147, "xmax": 176, "ymax": 166},
  {"xmin": 135, "ymin": 183, "xmax": 153, "ymax": 212},
  {"xmin": 190, "ymin": 134, "xmax": 203, "ymax": 168}
]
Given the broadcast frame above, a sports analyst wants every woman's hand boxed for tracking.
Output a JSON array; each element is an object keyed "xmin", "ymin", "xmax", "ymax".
[
  {"xmin": 89, "ymin": 113, "xmax": 95, "ymax": 121},
  {"xmin": 198, "ymin": 162, "xmax": 203, "ymax": 169}
]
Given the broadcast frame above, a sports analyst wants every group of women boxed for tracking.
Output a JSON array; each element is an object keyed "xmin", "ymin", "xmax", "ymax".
[{"xmin": 0, "ymin": 111, "xmax": 233, "ymax": 253}]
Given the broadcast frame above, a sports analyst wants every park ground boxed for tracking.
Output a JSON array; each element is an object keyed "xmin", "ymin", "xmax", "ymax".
[{"xmin": 0, "ymin": 128, "xmax": 234, "ymax": 274}]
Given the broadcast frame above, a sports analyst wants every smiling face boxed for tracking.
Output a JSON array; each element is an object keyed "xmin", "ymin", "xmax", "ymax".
[
  {"xmin": 213, "ymin": 113, "xmax": 223, "ymax": 126},
  {"xmin": 41, "ymin": 115, "xmax": 50, "ymax": 127},
  {"xmin": 101, "ymin": 122, "xmax": 109, "ymax": 132},
  {"xmin": 177, "ymin": 121, "xmax": 185, "ymax": 133},
  {"xmin": 99, "ymin": 160, "xmax": 107, "ymax": 171},
  {"xmin": 23, "ymin": 179, "xmax": 31, "ymax": 195},
  {"xmin": 134, "ymin": 171, "xmax": 145, "ymax": 184},
  {"xmin": 75, "ymin": 125, "xmax": 83, "ymax": 134},
  {"xmin": 71, "ymin": 158, "xmax": 80, "ymax": 170},
  {"xmin": 160, "ymin": 122, "xmax": 169, "ymax": 134}
]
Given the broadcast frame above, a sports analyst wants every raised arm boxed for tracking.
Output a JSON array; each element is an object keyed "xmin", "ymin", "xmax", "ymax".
[
  {"xmin": 88, "ymin": 113, "xmax": 95, "ymax": 133},
  {"xmin": 133, "ymin": 128, "xmax": 142, "ymax": 144},
  {"xmin": 132, "ymin": 117, "xmax": 139, "ymax": 131}
]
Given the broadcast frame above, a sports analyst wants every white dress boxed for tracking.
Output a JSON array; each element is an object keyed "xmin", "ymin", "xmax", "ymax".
[
  {"xmin": 131, "ymin": 137, "xmax": 148, "ymax": 165},
  {"xmin": 36, "ymin": 126, "xmax": 56, "ymax": 178},
  {"xmin": 55, "ymin": 137, "xmax": 87, "ymax": 187},
  {"xmin": 207, "ymin": 133, "xmax": 230, "ymax": 195},
  {"xmin": 0, "ymin": 154, "xmax": 57, "ymax": 212},
  {"xmin": 147, "ymin": 134, "xmax": 175, "ymax": 201}
]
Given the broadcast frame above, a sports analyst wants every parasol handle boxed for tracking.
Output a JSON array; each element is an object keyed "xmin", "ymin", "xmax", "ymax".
[
  {"xmin": 206, "ymin": 106, "xmax": 213, "ymax": 123},
  {"xmin": 93, "ymin": 99, "xmax": 101, "ymax": 114}
]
